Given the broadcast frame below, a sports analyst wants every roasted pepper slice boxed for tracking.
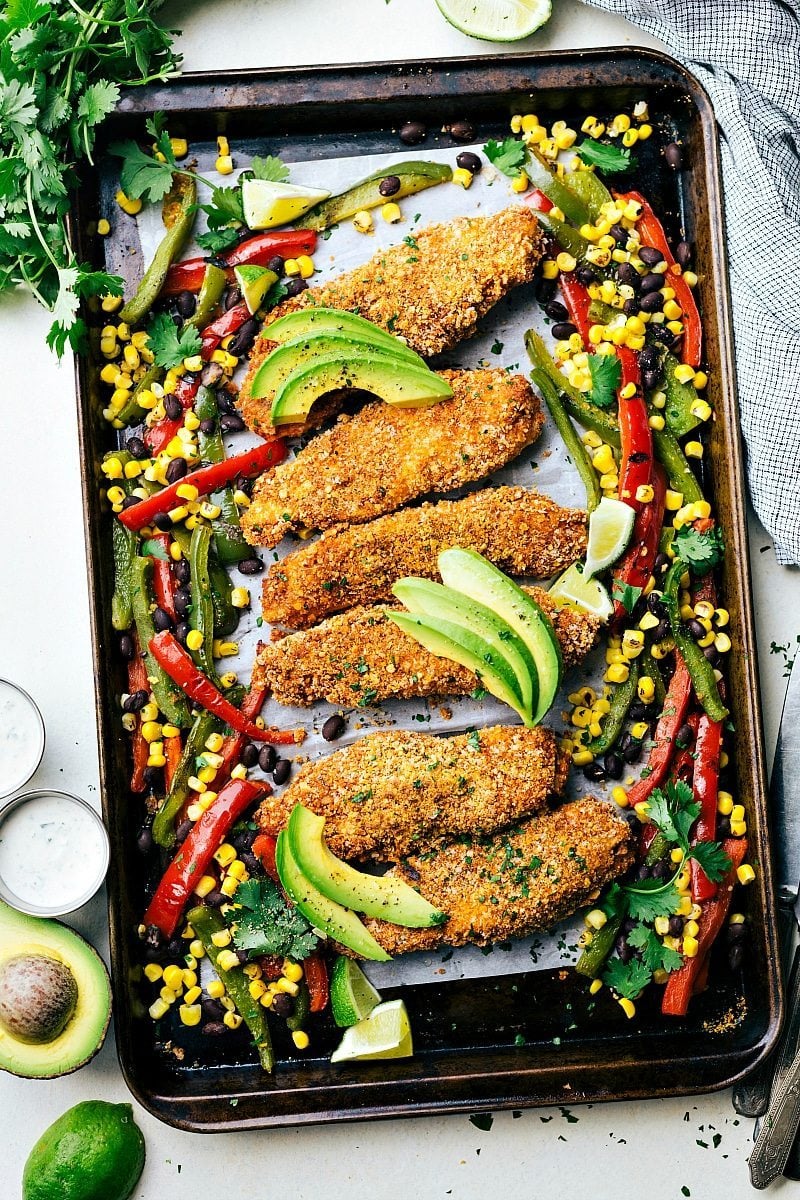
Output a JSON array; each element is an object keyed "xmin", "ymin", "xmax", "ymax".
[
  {"xmin": 299, "ymin": 161, "xmax": 452, "ymax": 232},
  {"xmin": 130, "ymin": 557, "xmax": 191, "ymax": 728},
  {"xmin": 120, "ymin": 175, "xmax": 197, "ymax": 327}
]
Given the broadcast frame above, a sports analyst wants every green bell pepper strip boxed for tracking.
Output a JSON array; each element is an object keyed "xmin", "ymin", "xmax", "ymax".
[
  {"xmin": 651, "ymin": 427, "xmax": 703, "ymax": 505},
  {"xmin": 525, "ymin": 149, "xmax": 591, "ymax": 227},
  {"xmin": 195, "ymin": 387, "xmax": 251, "ymax": 565},
  {"xmin": 172, "ymin": 525, "xmax": 238, "ymax": 638},
  {"xmin": 531, "ymin": 367, "xmax": 600, "ymax": 511},
  {"xmin": 187, "ymin": 905, "xmax": 275, "ymax": 1072},
  {"xmin": 575, "ymin": 912, "xmax": 623, "ymax": 979},
  {"xmin": 299, "ymin": 161, "xmax": 452, "ymax": 232},
  {"xmin": 660, "ymin": 351, "xmax": 702, "ymax": 439},
  {"xmin": 645, "ymin": 831, "xmax": 671, "ymax": 865},
  {"xmin": 526, "ymin": 330, "xmax": 621, "ymax": 447},
  {"xmin": 587, "ymin": 658, "xmax": 639, "ymax": 755},
  {"xmin": 562, "ymin": 169, "xmax": 613, "ymax": 220},
  {"xmin": 130, "ymin": 556, "xmax": 191, "ymax": 728},
  {"xmin": 116, "ymin": 362, "xmax": 163, "ymax": 428},
  {"xmin": 186, "ymin": 264, "xmax": 227, "ymax": 332},
  {"xmin": 151, "ymin": 711, "xmax": 219, "ymax": 848},
  {"xmin": 188, "ymin": 523, "xmax": 227, "ymax": 690},
  {"xmin": 639, "ymin": 646, "xmax": 666, "ymax": 708},
  {"xmin": 120, "ymin": 175, "xmax": 197, "ymax": 327},
  {"xmin": 108, "ymin": 450, "xmax": 137, "ymax": 631},
  {"xmin": 535, "ymin": 211, "xmax": 591, "ymax": 263},
  {"xmin": 286, "ymin": 981, "xmax": 310, "ymax": 1033},
  {"xmin": 661, "ymin": 558, "xmax": 729, "ymax": 722}
]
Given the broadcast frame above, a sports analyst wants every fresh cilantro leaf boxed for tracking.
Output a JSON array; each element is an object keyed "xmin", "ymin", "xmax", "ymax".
[
  {"xmin": 0, "ymin": 80, "xmax": 38, "ymax": 141},
  {"xmin": 588, "ymin": 352, "xmax": 621, "ymax": 408},
  {"xmin": 141, "ymin": 537, "xmax": 170, "ymax": 560},
  {"xmin": 77, "ymin": 80, "xmax": 120, "ymax": 130},
  {"xmin": 250, "ymin": 154, "xmax": 290, "ymax": 182},
  {"xmin": 623, "ymin": 877, "xmax": 682, "ymax": 922},
  {"xmin": 577, "ymin": 138, "xmax": 632, "ymax": 174},
  {"xmin": 602, "ymin": 957, "xmax": 652, "ymax": 999},
  {"xmin": 196, "ymin": 226, "xmax": 241, "ymax": 254},
  {"xmin": 146, "ymin": 311, "xmax": 202, "ymax": 369},
  {"xmin": 483, "ymin": 137, "xmax": 529, "ymax": 178},
  {"xmin": 264, "ymin": 279, "xmax": 289, "ymax": 309},
  {"xmin": 689, "ymin": 840, "xmax": 732, "ymax": 884},
  {"xmin": 232, "ymin": 877, "xmax": 319, "ymax": 961},
  {"xmin": 673, "ymin": 524, "xmax": 725, "ymax": 576},
  {"xmin": 612, "ymin": 578, "xmax": 642, "ymax": 614},
  {"xmin": 646, "ymin": 779, "xmax": 698, "ymax": 850},
  {"xmin": 110, "ymin": 138, "xmax": 176, "ymax": 203},
  {"xmin": 201, "ymin": 185, "xmax": 244, "ymax": 231},
  {"xmin": 627, "ymin": 923, "xmax": 683, "ymax": 974}
]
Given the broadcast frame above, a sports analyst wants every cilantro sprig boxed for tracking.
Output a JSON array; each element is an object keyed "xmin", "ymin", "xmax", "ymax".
[
  {"xmin": 231, "ymin": 877, "xmax": 319, "ymax": 961},
  {"xmin": 588, "ymin": 353, "xmax": 621, "ymax": 409},
  {"xmin": 672, "ymin": 524, "xmax": 725, "ymax": 576},
  {"xmin": 577, "ymin": 138, "xmax": 633, "ymax": 174},
  {"xmin": 483, "ymin": 137, "xmax": 529, "ymax": 178},
  {"xmin": 146, "ymin": 312, "xmax": 202, "ymax": 370}
]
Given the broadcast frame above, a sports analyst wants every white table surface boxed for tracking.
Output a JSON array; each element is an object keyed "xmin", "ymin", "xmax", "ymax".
[{"xmin": 2, "ymin": 1, "xmax": 799, "ymax": 1195}]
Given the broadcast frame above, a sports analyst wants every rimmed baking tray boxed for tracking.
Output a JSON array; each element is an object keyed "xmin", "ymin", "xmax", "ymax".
[{"xmin": 70, "ymin": 47, "xmax": 781, "ymax": 1131}]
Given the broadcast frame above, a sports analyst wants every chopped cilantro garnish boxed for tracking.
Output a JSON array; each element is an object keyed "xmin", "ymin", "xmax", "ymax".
[
  {"xmin": 146, "ymin": 311, "xmax": 202, "ymax": 369},
  {"xmin": 588, "ymin": 352, "xmax": 621, "ymax": 408},
  {"xmin": 577, "ymin": 138, "xmax": 632, "ymax": 174},
  {"xmin": 231, "ymin": 878, "xmax": 318, "ymax": 960},
  {"xmin": 673, "ymin": 524, "xmax": 725, "ymax": 575},
  {"xmin": 483, "ymin": 136, "xmax": 528, "ymax": 177}
]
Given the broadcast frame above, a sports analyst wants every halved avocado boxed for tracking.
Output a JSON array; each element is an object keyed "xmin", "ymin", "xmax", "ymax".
[
  {"xmin": 438, "ymin": 547, "xmax": 563, "ymax": 724},
  {"xmin": 287, "ymin": 805, "xmax": 445, "ymax": 928},
  {"xmin": 270, "ymin": 350, "xmax": 453, "ymax": 426},
  {"xmin": 0, "ymin": 900, "xmax": 111, "ymax": 1078},
  {"xmin": 275, "ymin": 833, "xmax": 391, "ymax": 961},
  {"xmin": 251, "ymin": 330, "xmax": 424, "ymax": 400},
  {"xmin": 386, "ymin": 610, "xmax": 532, "ymax": 724},
  {"xmin": 265, "ymin": 307, "xmax": 418, "ymax": 355},
  {"xmin": 392, "ymin": 576, "xmax": 537, "ymax": 720}
]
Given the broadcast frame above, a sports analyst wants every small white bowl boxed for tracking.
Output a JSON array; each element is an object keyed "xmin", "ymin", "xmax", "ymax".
[{"xmin": 0, "ymin": 678, "xmax": 45, "ymax": 800}]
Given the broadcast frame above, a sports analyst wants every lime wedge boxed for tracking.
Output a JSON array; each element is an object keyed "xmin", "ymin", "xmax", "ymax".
[
  {"xmin": 549, "ymin": 562, "xmax": 614, "ymax": 623},
  {"xmin": 241, "ymin": 178, "xmax": 330, "ymax": 230},
  {"xmin": 330, "ymin": 956, "xmax": 382, "ymax": 1028},
  {"xmin": 583, "ymin": 496, "xmax": 636, "ymax": 580},
  {"xmin": 234, "ymin": 265, "xmax": 278, "ymax": 315},
  {"xmin": 434, "ymin": 0, "xmax": 551, "ymax": 42},
  {"xmin": 330, "ymin": 998, "xmax": 413, "ymax": 1063}
]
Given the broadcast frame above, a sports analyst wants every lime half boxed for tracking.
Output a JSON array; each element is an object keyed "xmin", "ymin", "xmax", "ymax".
[
  {"xmin": 234, "ymin": 265, "xmax": 278, "ymax": 315},
  {"xmin": 330, "ymin": 956, "xmax": 382, "ymax": 1028},
  {"xmin": 435, "ymin": 0, "xmax": 552, "ymax": 41},
  {"xmin": 583, "ymin": 496, "xmax": 636, "ymax": 580},
  {"xmin": 330, "ymin": 998, "xmax": 413, "ymax": 1062},
  {"xmin": 549, "ymin": 563, "xmax": 614, "ymax": 623}
]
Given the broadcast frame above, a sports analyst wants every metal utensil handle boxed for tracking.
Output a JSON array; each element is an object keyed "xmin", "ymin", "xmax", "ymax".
[
  {"xmin": 734, "ymin": 906, "xmax": 795, "ymax": 1116},
  {"xmin": 750, "ymin": 945, "xmax": 800, "ymax": 1188}
]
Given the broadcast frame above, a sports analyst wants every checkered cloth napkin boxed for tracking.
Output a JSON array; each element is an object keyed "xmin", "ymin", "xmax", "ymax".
[{"xmin": 584, "ymin": 0, "xmax": 800, "ymax": 564}]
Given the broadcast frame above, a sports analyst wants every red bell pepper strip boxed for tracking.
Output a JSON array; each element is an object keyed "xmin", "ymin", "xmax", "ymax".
[
  {"xmin": 149, "ymin": 631, "xmax": 300, "ymax": 744},
  {"xmin": 558, "ymin": 272, "xmax": 593, "ymax": 347},
  {"xmin": 662, "ymin": 837, "xmax": 748, "ymax": 1017},
  {"xmin": 164, "ymin": 734, "xmax": 183, "ymax": 791},
  {"xmin": 149, "ymin": 533, "xmax": 177, "ymax": 621},
  {"xmin": 690, "ymin": 713, "xmax": 723, "ymax": 902},
  {"xmin": 639, "ymin": 709, "xmax": 698, "ymax": 855},
  {"xmin": 252, "ymin": 833, "xmax": 279, "ymax": 882},
  {"xmin": 616, "ymin": 190, "xmax": 702, "ymax": 368},
  {"xmin": 616, "ymin": 346, "xmax": 653, "ymax": 514},
  {"xmin": 613, "ymin": 463, "xmax": 666, "ymax": 628},
  {"xmin": 626, "ymin": 656, "xmax": 693, "ymax": 810},
  {"xmin": 200, "ymin": 301, "xmax": 251, "ymax": 358},
  {"xmin": 161, "ymin": 230, "xmax": 318, "ymax": 296},
  {"xmin": 144, "ymin": 777, "xmax": 266, "ymax": 936},
  {"xmin": 529, "ymin": 188, "xmax": 554, "ymax": 213},
  {"xmin": 144, "ymin": 375, "xmax": 201, "ymax": 456},
  {"xmin": 118, "ymin": 439, "xmax": 287, "ymax": 531},
  {"xmin": 303, "ymin": 952, "xmax": 330, "ymax": 1014}
]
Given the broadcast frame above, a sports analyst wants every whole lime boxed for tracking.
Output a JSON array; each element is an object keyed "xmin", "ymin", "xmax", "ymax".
[{"xmin": 22, "ymin": 1100, "xmax": 145, "ymax": 1200}]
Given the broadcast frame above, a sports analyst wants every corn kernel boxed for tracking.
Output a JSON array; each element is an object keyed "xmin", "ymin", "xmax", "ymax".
[
  {"xmin": 556, "ymin": 251, "xmax": 577, "ymax": 273},
  {"xmin": 178, "ymin": 1003, "xmax": 201, "ymax": 1026},
  {"xmin": 682, "ymin": 935, "xmax": 699, "ymax": 958},
  {"xmin": 648, "ymin": 413, "xmax": 665, "ymax": 431},
  {"xmin": 684, "ymin": 920, "xmax": 700, "ymax": 939},
  {"xmin": 585, "ymin": 909, "xmax": 608, "ymax": 931},
  {"xmin": 618, "ymin": 997, "xmax": 636, "ymax": 1018},
  {"xmin": 380, "ymin": 201, "xmax": 402, "ymax": 224},
  {"xmin": 116, "ymin": 189, "xmax": 142, "ymax": 215},
  {"xmin": 572, "ymin": 748, "xmax": 594, "ymax": 767},
  {"xmin": 144, "ymin": 963, "xmax": 163, "ymax": 982},
  {"xmin": 275, "ymin": 977, "xmax": 300, "ymax": 996},
  {"xmin": 249, "ymin": 979, "xmax": 268, "ymax": 1000},
  {"xmin": 589, "ymin": 978, "xmax": 603, "ymax": 995},
  {"xmin": 216, "ymin": 949, "xmax": 240, "ymax": 973},
  {"xmin": 227, "ymin": 859, "xmax": 248, "ymax": 882},
  {"xmin": 230, "ymin": 763, "xmax": 248, "ymax": 780},
  {"xmin": 211, "ymin": 928, "xmax": 232, "ymax": 949},
  {"xmin": 292, "ymin": 1029, "xmax": 310, "ymax": 1050},
  {"xmin": 619, "ymin": 381, "xmax": 636, "ymax": 401},
  {"xmin": 541, "ymin": 259, "xmax": 559, "ymax": 280},
  {"xmin": 223, "ymin": 1010, "xmax": 243, "ymax": 1030},
  {"xmin": 185, "ymin": 628, "xmax": 204, "ymax": 652},
  {"xmin": 654, "ymin": 917, "xmax": 671, "ymax": 936},
  {"xmin": 220, "ymin": 875, "xmax": 240, "ymax": 897},
  {"xmin": 163, "ymin": 965, "xmax": 184, "ymax": 992},
  {"xmin": 611, "ymin": 785, "xmax": 628, "ymax": 807},
  {"xmin": 506, "ymin": 169, "xmax": 527, "ymax": 193},
  {"xmin": 206, "ymin": 980, "xmax": 225, "ymax": 1001},
  {"xmin": 684, "ymin": 440, "xmax": 704, "ymax": 458},
  {"xmin": 605, "ymin": 663, "xmax": 630, "ymax": 684},
  {"xmin": 214, "ymin": 843, "xmax": 237, "ymax": 868},
  {"xmin": 453, "ymin": 166, "xmax": 474, "ymax": 189},
  {"xmin": 215, "ymin": 154, "xmax": 234, "ymax": 174},
  {"xmin": 633, "ymin": 801, "xmax": 650, "ymax": 822},
  {"xmin": 295, "ymin": 254, "xmax": 315, "ymax": 279},
  {"xmin": 621, "ymin": 128, "xmax": 639, "ymax": 148},
  {"xmin": 149, "ymin": 998, "xmax": 170, "ymax": 1020},
  {"xmin": 353, "ymin": 210, "xmax": 373, "ymax": 233},
  {"xmin": 283, "ymin": 959, "xmax": 304, "ymax": 983}
]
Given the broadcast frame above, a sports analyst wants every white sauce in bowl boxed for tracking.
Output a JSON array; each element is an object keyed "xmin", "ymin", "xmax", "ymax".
[
  {"xmin": 0, "ymin": 680, "xmax": 45, "ymax": 799},
  {"xmin": 0, "ymin": 792, "xmax": 109, "ymax": 915}
]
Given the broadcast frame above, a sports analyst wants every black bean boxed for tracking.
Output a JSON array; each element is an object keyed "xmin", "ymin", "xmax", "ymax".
[
  {"xmin": 285, "ymin": 277, "xmax": 309, "ymax": 298},
  {"xmin": 205, "ymin": 890, "xmax": 225, "ymax": 908},
  {"xmin": 175, "ymin": 819, "xmax": 192, "ymax": 845},
  {"xmin": 703, "ymin": 646, "xmax": 721, "ymax": 667},
  {"xmin": 241, "ymin": 743, "xmax": 259, "ymax": 768},
  {"xmin": 638, "ymin": 289, "xmax": 664, "ymax": 313},
  {"xmin": 456, "ymin": 151, "xmax": 482, "ymax": 174},
  {"xmin": 668, "ymin": 916, "xmax": 685, "ymax": 936},
  {"xmin": 728, "ymin": 943, "xmax": 744, "ymax": 971},
  {"xmin": 142, "ymin": 765, "xmax": 162, "ymax": 790},
  {"xmin": 266, "ymin": 255, "xmax": 284, "ymax": 275},
  {"xmin": 576, "ymin": 265, "xmax": 598, "ymax": 287},
  {"xmin": 449, "ymin": 120, "xmax": 475, "ymax": 143},
  {"xmin": 272, "ymin": 758, "xmax": 292, "ymax": 785},
  {"xmin": 623, "ymin": 739, "xmax": 642, "ymax": 765},
  {"xmin": 123, "ymin": 688, "xmax": 149, "ymax": 713},
  {"xmin": 631, "ymin": 596, "xmax": 649, "ymax": 623},
  {"xmin": 119, "ymin": 495, "xmax": 139, "ymax": 511},
  {"xmin": 200, "ymin": 362, "xmax": 224, "ymax": 389},
  {"xmin": 635, "ymin": 864, "xmax": 651, "ymax": 881},
  {"xmin": 144, "ymin": 924, "xmax": 163, "ymax": 951},
  {"xmin": 622, "ymin": 917, "xmax": 638, "ymax": 934},
  {"xmin": 552, "ymin": 321, "xmax": 577, "ymax": 340},
  {"xmin": 174, "ymin": 587, "xmax": 191, "ymax": 617},
  {"xmin": 220, "ymin": 412, "xmax": 246, "ymax": 434},
  {"xmin": 202, "ymin": 998, "xmax": 225, "ymax": 1021},
  {"xmin": 603, "ymin": 752, "xmax": 624, "ymax": 780},
  {"xmin": 126, "ymin": 435, "xmax": 147, "ymax": 459},
  {"xmin": 223, "ymin": 286, "xmax": 242, "ymax": 311},
  {"xmin": 240, "ymin": 851, "xmax": 260, "ymax": 874},
  {"xmin": 647, "ymin": 591, "xmax": 666, "ymax": 615},
  {"xmin": 175, "ymin": 290, "xmax": 196, "ymax": 319},
  {"xmin": 615, "ymin": 936, "xmax": 633, "ymax": 964},
  {"xmin": 202, "ymin": 1021, "xmax": 226, "ymax": 1037},
  {"xmin": 717, "ymin": 816, "xmax": 731, "ymax": 838},
  {"xmin": 174, "ymin": 558, "xmax": 191, "ymax": 586},
  {"xmin": 175, "ymin": 620, "xmax": 190, "ymax": 645},
  {"xmin": 238, "ymin": 557, "xmax": 264, "ymax": 575},
  {"xmin": 610, "ymin": 223, "xmax": 627, "ymax": 245},
  {"xmin": 638, "ymin": 345, "xmax": 660, "ymax": 373},
  {"xmin": 199, "ymin": 418, "xmax": 216, "ymax": 436},
  {"xmin": 534, "ymin": 277, "xmax": 557, "ymax": 305},
  {"xmin": 258, "ymin": 745, "xmax": 277, "ymax": 773},
  {"xmin": 399, "ymin": 120, "xmax": 426, "ymax": 145},
  {"xmin": 227, "ymin": 317, "xmax": 260, "ymax": 358},
  {"xmin": 150, "ymin": 515, "xmax": 171, "ymax": 536},
  {"xmin": 164, "ymin": 394, "xmax": 183, "ymax": 421},
  {"xmin": 654, "ymin": 553, "xmax": 670, "ymax": 576},
  {"xmin": 628, "ymin": 702, "xmax": 648, "ymax": 721},
  {"xmin": 622, "ymin": 298, "xmax": 639, "ymax": 317},
  {"xmin": 119, "ymin": 634, "xmax": 135, "ymax": 661},
  {"xmin": 655, "ymin": 618, "xmax": 671, "ymax": 641},
  {"xmin": 378, "ymin": 175, "xmax": 401, "ymax": 197},
  {"xmin": 686, "ymin": 618, "xmax": 705, "ymax": 640},
  {"xmin": 651, "ymin": 860, "xmax": 670, "ymax": 880},
  {"xmin": 676, "ymin": 241, "xmax": 692, "ymax": 267},
  {"xmin": 165, "ymin": 457, "xmax": 188, "ymax": 483},
  {"xmin": 616, "ymin": 262, "xmax": 640, "ymax": 288},
  {"xmin": 583, "ymin": 762, "xmax": 605, "ymax": 782},
  {"xmin": 664, "ymin": 141, "xmax": 683, "ymax": 169},
  {"xmin": 322, "ymin": 714, "xmax": 346, "ymax": 742},
  {"xmin": 544, "ymin": 300, "xmax": 569, "ymax": 321},
  {"xmin": 136, "ymin": 826, "xmax": 153, "ymax": 855},
  {"xmin": 271, "ymin": 992, "xmax": 294, "ymax": 1018},
  {"xmin": 152, "ymin": 606, "xmax": 173, "ymax": 633},
  {"xmin": 217, "ymin": 390, "xmax": 236, "ymax": 415},
  {"xmin": 639, "ymin": 245, "xmax": 664, "ymax": 267}
]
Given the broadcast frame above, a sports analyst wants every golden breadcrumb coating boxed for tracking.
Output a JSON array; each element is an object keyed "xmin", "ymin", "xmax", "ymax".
[
  {"xmin": 363, "ymin": 797, "xmax": 634, "ymax": 954},
  {"xmin": 240, "ymin": 205, "xmax": 543, "ymax": 437},
  {"xmin": 259, "ymin": 486, "xmax": 587, "ymax": 629},
  {"xmin": 253, "ymin": 587, "xmax": 599, "ymax": 707},
  {"xmin": 240, "ymin": 370, "xmax": 543, "ymax": 548},
  {"xmin": 256, "ymin": 725, "xmax": 569, "ymax": 860}
]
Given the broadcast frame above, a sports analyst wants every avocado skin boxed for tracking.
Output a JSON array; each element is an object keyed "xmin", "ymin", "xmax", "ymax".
[{"xmin": 0, "ymin": 900, "xmax": 111, "ymax": 1079}]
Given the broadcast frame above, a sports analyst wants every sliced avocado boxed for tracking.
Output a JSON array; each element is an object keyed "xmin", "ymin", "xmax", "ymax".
[
  {"xmin": 392, "ymin": 576, "xmax": 537, "ymax": 719},
  {"xmin": 438, "ymin": 547, "xmax": 563, "ymax": 724},
  {"xmin": 251, "ymin": 330, "xmax": 424, "ymax": 400},
  {"xmin": 270, "ymin": 350, "xmax": 453, "ymax": 426},
  {"xmin": 275, "ymin": 833, "xmax": 391, "ymax": 961},
  {"xmin": 287, "ymin": 805, "xmax": 446, "ymax": 928},
  {"xmin": 297, "ymin": 161, "xmax": 452, "ymax": 232},
  {"xmin": 265, "ymin": 307, "xmax": 417, "ymax": 354},
  {"xmin": 0, "ymin": 900, "xmax": 111, "ymax": 1078},
  {"xmin": 386, "ymin": 610, "xmax": 532, "ymax": 724}
]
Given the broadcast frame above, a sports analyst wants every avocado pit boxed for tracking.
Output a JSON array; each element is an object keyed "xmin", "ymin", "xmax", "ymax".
[{"xmin": 0, "ymin": 953, "xmax": 78, "ymax": 1044}]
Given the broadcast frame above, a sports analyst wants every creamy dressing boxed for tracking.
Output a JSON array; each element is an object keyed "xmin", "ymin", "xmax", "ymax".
[
  {"xmin": 0, "ymin": 680, "xmax": 44, "ymax": 798},
  {"xmin": 0, "ymin": 793, "xmax": 107, "ymax": 912}
]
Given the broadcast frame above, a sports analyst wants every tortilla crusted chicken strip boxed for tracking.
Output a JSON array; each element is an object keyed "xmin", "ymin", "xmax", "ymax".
[
  {"xmin": 362, "ymin": 797, "xmax": 634, "ymax": 955},
  {"xmin": 240, "ymin": 206, "xmax": 544, "ymax": 436},
  {"xmin": 253, "ymin": 588, "xmax": 600, "ymax": 707},
  {"xmin": 241, "ymin": 370, "xmax": 543, "ymax": 548},
  {"xmin": 256, "ymin": 725, "xmax": 569, "ymax": 860},
  {"xmin": 259, "ymin": 486, "xmax": 587, "ymax": 629}
]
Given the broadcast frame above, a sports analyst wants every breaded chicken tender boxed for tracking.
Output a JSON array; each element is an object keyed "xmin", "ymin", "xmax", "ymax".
[
  {"xmin": 259, "ymin": 486, "xmax": 587, "ymax": 629},
  {"xmin": 363, "ymin": 798, "xmax": 634, "ymax": 954},
  {"xmin": 253, "ymin": 587, "xmax": 600, "ymax": 707},
  {"xmin": 241, "ymin": 370, "xmax": 543, "ymax": 548},
  {"xmin": 240, "ymin": 206, "xmax": 543, "ymax": 436},
  {"xmin": 256, "ymin": 725, "xmax": 569, "ymax": 860}
]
